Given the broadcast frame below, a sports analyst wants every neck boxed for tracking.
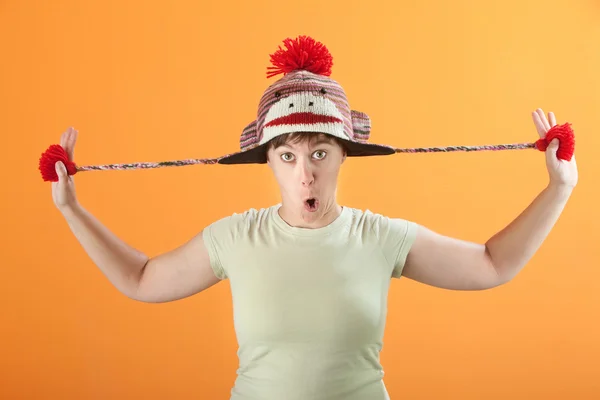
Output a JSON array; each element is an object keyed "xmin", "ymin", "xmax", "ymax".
[{"xmin": 278, "ymin": 200, "xmax": 343, "ymax": 229}]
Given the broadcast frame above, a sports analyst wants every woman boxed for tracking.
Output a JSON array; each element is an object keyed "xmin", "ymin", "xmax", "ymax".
[{"xmin": 51, "ymin": 36, "xmax": 577, "ymax": 400}]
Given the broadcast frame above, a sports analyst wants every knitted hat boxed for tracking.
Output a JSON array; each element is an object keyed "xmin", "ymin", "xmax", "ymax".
[{"xmin": 217, "ymin": 35, "xmax": 396, "ymax": 164}]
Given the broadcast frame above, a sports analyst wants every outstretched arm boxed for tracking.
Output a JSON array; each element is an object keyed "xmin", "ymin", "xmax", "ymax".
[
  {"xmin": 401, "ymin": 109, "xmax": 578, "ymax": 290},
  {"xmin": 53, "ymin": 127, "xmax": 221, "ymax": 303}
]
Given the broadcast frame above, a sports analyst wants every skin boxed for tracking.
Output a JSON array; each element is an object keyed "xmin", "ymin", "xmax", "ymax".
[
  {"xmin": 52, "ymin": 108, "xmax": 577, "ymax": 302},
  {"xmin": 402, "ymin": 109, "xmax": 578, "ymax": 290},
  {"xmin": 265, "ymin": 134, "xmax": 347, "ymax": 229}
]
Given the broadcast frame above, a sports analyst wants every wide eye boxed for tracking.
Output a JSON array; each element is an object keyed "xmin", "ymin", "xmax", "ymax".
[
  {"xmin": 313, "ymin": 150, "xmax": 327, "ymax": 160},
  {"xmin": 281, "ymin": 153, "xmax": 294, "ymax": 162}
]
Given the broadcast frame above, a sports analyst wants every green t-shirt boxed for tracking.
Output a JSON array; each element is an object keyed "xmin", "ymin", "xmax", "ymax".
[{"xmin": 203, "ymin": 204, "xmax": 417, "ymax": 400}]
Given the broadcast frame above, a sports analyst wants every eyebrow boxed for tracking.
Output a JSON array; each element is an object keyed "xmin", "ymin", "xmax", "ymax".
[{"xmin": 279, "ymin": 139, "xmax": 334, "ymax": 149}]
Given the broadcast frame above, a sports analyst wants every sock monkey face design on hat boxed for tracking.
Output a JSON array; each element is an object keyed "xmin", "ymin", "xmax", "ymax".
[
  {"xmin": 255, "ymin": 70, "xmax": 353, "ymax": 146},
  {"xmin": 257, "ymin": 71, "xmax": 352, "ymax": 145},
  {"xmin": 238, "ymin": 69, "xmax": 369, "ymax": 155}
]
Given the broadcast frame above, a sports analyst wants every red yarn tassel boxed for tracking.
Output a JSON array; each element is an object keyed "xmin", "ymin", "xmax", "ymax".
[
  {"xmin": 38, "ymin": 144, "xmax": 77, "ymax": 182},
  {"xmin": 267, "ymin": 35, "xmax": 334, "ymax": 78},
  {"xmin": 534, "ymin": 123, "xmax": 575, "ymax": 161}
]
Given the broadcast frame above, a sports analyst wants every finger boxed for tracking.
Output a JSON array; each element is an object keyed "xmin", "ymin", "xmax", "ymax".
[
  {"xmin": 65, "ymin": 127, "xmax": 74, "ymax": 159},
  {"xmin": 60, "ymin": 127, "xmax": 70, "ymax": 149},
  {"xmin": 55, "ymin": 161, "xmax": 66, "ymax": 182},
  {"xmin": 532, "ymin": 111, "xmax": 546, "ymax": 138},
  {"xmin": 548, "ymin": 112, "xmax": 557, "ymax": 127},
  {"xmin": 67, "ymin": 128, "xmax": 78, "ymax": 160},
  {"xmin": 545, "ymin": 138, "xmax": 560, "ymax": 163},
  {"xmin": 536, "ymin": 108, "xmax": 551, "ymax": 131}
]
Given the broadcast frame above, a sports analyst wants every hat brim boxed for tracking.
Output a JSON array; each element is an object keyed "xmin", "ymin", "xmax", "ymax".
[{"xmin": 217, "ymin": 139, "xmax": 396, "ymax": 165}]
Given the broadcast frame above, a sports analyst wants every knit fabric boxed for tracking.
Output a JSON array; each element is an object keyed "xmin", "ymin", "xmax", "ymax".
[
  {"xmin": 247, "ymin": 71, "xmax": 360, "ymax": 149},
  {"xmin": 217, "ymin": 36, "xmax": 398, "ymax": 164}
]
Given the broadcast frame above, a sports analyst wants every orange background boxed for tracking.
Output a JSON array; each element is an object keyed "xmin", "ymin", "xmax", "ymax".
[{"xmin": 2, "ymin": 0, "xmax": 599, "ymax": 399}]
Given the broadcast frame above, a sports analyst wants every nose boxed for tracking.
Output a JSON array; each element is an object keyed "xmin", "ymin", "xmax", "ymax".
[{"xmin": 297, "ymin": 159, "xmax": 314, "ymax": 186}]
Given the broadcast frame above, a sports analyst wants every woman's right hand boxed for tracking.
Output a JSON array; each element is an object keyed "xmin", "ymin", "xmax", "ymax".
[{"xmin": 52, "ymin": 127, "xmax": 80, "ymax": 212}]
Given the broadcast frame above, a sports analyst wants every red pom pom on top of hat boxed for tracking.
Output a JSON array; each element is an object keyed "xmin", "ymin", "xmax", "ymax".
[
  {"xmin": 38, "ymin": 144, "xmax": 77, "ymax": 182},
  {"xmin": 534, "ymin": 123, "xmax": 575, "ymax": 161},
  {"xmin": 267, "ymin": 35, "xmax": 334, "ymax": 78}
]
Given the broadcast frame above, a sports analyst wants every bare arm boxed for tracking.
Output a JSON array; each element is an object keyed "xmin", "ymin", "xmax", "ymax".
[
  {"xmin": 134, "ymin": 228, "xmax": 220, "ymax": 303},
  {"xmin": 61, "ymin": 204, "xmax": 220, "ymax": 302},
  {"xmin": 400, "ymin": 109, "xmax": 577, "ymax": 291},
  {"xmin": 53, "ymin": 127, "xmax": 219, "ymax": 303},
  {"xmin": 402, "ymin": 183, "xmax": 574, "ymax": 290},
  {"xmin": 485, "ymin": 183, "xmax": 573, "ymax": 283}
]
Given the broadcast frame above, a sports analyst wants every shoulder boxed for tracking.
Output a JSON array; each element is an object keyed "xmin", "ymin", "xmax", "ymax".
[
  {"xmin": 204, "ymin": 205, "xmax": 277, "ymax": 236},
  {"xmin": 350, "ymin": 207, "xmax": 420, "ymax": 277},
  {"xmin": 344, "ymin": 207, "xmax": 417, "ymax": 238},
  {"xmin": 345, "ymin": 207, "xmax": 419, "ymax": 271}
]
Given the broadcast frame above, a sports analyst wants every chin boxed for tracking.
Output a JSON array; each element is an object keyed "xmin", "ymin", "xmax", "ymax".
[{"xmin": 300, "ymin": 209, "xmax": 322, "ymax": 222}]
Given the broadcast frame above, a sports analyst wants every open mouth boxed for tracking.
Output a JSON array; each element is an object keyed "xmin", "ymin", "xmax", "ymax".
[
  {"xmin": 264, "ymin": 112, "xmax": 343, "ymax": 128},
  {"xmin": 304, "ymin": 197, "xmax": 319, "ymax": 212}
]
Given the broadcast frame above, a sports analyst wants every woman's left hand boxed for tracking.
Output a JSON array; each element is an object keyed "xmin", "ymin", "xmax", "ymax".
[{"xmin": 532, "ymin": 108, "xmax": 578, "ymax": 190}]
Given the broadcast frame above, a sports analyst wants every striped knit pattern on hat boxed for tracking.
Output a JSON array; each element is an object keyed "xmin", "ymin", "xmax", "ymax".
[{"xmin": 239, "ymin": 69, "xmax": 360, "ymax": 152}]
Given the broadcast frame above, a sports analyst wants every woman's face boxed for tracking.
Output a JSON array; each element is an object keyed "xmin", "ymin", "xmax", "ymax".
[{"xmin": 267, "ymin": 133, "xmax": 346, "ymax": 226}]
